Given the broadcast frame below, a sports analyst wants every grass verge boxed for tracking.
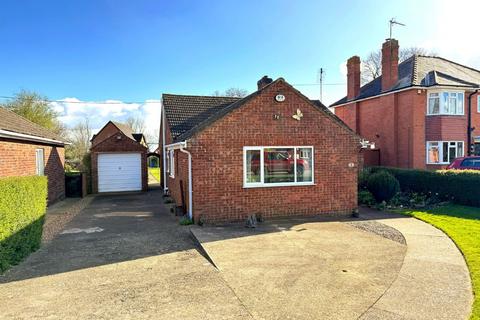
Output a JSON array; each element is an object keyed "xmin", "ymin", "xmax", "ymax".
[
  {"xmin": 396, "ymin": 205, "xmax": 480, "ymax": 320},
  {"xmin": 148, "ymin": 167, "xmax": 160, "ymax": 182}
]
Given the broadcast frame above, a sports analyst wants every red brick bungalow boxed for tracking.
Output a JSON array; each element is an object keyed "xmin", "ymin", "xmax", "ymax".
[
  {"xmin": 332, "ymin": 38, "xmax": 480, "ymax": 169},
  {"xmin": 90, "ymin": 121, "xmax": 148, "ymax": 193},
  {"xmin": 0, "ymin": 107, "xmax": 67, "ymax": 203},
  {"xmin": 160, "ymin": 76, "xmax": 361, "ymax": 223}
]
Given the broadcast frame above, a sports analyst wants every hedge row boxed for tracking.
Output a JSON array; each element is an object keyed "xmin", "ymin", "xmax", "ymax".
[
  {"xmin": 368, "ymin": 166, "xmax": 480, "ymax": 207},
  {"xmin": 0, "ymin": 176, "xmax": 47, "ymax": 273}
]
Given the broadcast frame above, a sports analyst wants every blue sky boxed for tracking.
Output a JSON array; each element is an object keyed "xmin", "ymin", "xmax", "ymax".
[{"xmin": 1, "ymin": 0, "xmax": 479, "ymax": 136}]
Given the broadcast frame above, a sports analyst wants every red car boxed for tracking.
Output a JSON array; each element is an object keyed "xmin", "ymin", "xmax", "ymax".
[
  {"xmin": 446, "ymin": 156, "xmax": 480, "ymax": 170},
  {"xmin": 250, "ymin": 150, "xmax": 310, "ymax": 176}
]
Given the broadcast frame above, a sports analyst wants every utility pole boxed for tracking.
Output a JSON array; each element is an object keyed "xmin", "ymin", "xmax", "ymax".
[
  {"xmin": 317, "ymin": 68, "xmax": 324, "ymax": 102},
  {"xmin": 389, "ymin": 18, "xmax": 405, "ymax": 39}
]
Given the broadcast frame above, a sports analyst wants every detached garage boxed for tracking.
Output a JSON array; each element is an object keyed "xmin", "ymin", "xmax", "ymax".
[{"xmin": 91, "ymin": 121, "xmax": 148, "ymax": 193}]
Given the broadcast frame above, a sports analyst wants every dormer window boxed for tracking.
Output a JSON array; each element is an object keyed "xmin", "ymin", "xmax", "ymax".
[{"xmin": 427, "ymin": 91, "xmax": 464, "ymax": 115}]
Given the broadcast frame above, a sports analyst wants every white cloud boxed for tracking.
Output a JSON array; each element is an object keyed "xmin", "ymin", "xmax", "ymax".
[
  {"xmin": 52, "ymin": 98, "xmax": 161, "ymax": 148},
  {"xmin": 420, "ymin": 0, "xmax": 480, "ymax": 68}
]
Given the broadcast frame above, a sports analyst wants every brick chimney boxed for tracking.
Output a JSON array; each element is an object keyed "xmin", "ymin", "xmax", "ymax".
[
  {"xmin": 381, "ymin": 38, "xmax": 399, "ymax": 91},
  {"xmin": 347, "ymin": 56, "xmax": 361, "ymax": 100},
  {"xmin": 257, "ymin": 75, "xmax": 273, "ymax": 90}
]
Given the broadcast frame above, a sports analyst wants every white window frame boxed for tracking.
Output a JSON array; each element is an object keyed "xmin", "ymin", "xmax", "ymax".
[
  {"xmin": 477, "ymin": 95, "xmax": 480, "ymax": 113},
  {"xmin": 426, "ymin": 141, "xmax": 464, "ymax": 164},
  {"xmin": 35, "ymin": 149, "xmax": 45, "ymax": 176},
  {"xmin": 243, "ymin": 146, "xmax": 314, "ymax": 188},
  {"xmin": 169, "ymin": 149, "xmax": 175, "ymax": 178},
  {"xmin": 427, "ymin": 90, "xmax": 465, "ymax": 116}
]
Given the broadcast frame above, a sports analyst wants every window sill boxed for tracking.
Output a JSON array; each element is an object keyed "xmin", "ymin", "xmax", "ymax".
[
  {"xmin": 426, "ymin": 163, "xmax": 449, "ymax": 165},
  {"xmin": 426, "ymin": 114, "xmax": 465, "ymax": 117},
  {"xmin": 243, "ymin": 182, "xmax": 316, "ymax": 188}
]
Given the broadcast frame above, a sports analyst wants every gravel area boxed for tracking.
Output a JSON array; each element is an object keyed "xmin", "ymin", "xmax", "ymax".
[
  {"xmin": 346, "ymin": 220, "xmax": 406, "ymax": 245},
  {"xmin": 42, "ymin": 196, "xmax": 95, "ymax": 243}
]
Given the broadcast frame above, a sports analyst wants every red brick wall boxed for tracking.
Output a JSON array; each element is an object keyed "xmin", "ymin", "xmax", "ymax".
[
  {"xmin": 0, "ymin": 139, "xmax": 65, "ymax": 204},
  {"xmin": 334, "ymin": 88, "xmax": 480, "ymax": 170},
  {"xmin": 91, "ymin": 122, "xmax": 120, "ymax": 147},
  {"xmin": 91, "ymin": 132, "xmax": 148, "ymax": 193},
  {"xmin": 165, "ymin": 80, "xmax": 360, "ymax": 223}
]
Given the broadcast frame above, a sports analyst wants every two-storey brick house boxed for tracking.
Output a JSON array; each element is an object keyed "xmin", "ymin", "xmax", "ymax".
[{"xmin": 331, "ymin": 38, "xmax": 480, "ymax": 169}]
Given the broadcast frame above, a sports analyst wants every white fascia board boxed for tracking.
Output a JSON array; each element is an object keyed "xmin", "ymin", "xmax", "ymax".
[{"xmin": 0, "ymin": 129, "xmax": 68, "ymax": 146}]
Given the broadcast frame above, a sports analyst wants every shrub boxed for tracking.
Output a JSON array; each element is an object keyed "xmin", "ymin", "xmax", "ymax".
[
  {"xmin": 179, "ymin": 217, "xmax": 193, "ymax": 226},
  {"xmin": 0, "ymin": 176, "xmax": 47, "ymax": 273},
  {"xmin": 369, "ymin": 166, "xmax": 480, "ymax": 207},
  {"xmin": 366, "ymin": 171, "xmax": 400, "ymax": 202},
  {"xmin": 358, "ymin": 190, "xmax": 376, "ymax": 206},
  {"xmin": 358, "ymin": 168, "xmax": 371, "ymax": 190}
]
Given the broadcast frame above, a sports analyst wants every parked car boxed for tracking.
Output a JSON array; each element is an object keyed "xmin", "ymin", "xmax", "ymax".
[
  {"xmin": 446, "ymin": 156, "xmax": 480, "ymax": 170},
  {"xmin": 250, "ymin": 150, "xmax": 310, "ymax": 176}
]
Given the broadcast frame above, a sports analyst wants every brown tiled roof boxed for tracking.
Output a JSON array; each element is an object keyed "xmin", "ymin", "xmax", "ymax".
[
  {"xmin": 162, "ymin": 94, "xmax": 241, "ymax": 141},
  {"xmin": 163, "ymin": 78, "xmax": 355, "ymax": 143},
  {"xmin": 111, "ymin": 121, "xmax": 138, "ymax": 141},
  {"xmin": 331, "ymin": 55, "xmax": 480, "ymax": 106},
  {"xmin": 0, "ymin": 106, "xmax": 65, "ymax": 144}
]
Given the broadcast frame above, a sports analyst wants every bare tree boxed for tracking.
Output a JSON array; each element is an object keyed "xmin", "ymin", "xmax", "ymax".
[
  {"xmin": 212, "ymin": 87, "xmax": 248, "ymax": 98},
  {"xmin": 361, "ymin": 47, "xmax": 437, "ymax": 84},
  {"xmin": 361, "ymin": 51, "xmax": 382, "ymax": 85},
  {"xmin": 65, "ymin": 118, "xmax": 92, "ymax": 171},
  {"xmin": 125, "ymin": 115, "xmax": 146, "ymax": 133}
]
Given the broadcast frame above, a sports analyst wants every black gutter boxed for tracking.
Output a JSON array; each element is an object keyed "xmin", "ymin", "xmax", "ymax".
[{"xmin": 468, "ymin": 89, "xmax": 479, "ymax": 156}]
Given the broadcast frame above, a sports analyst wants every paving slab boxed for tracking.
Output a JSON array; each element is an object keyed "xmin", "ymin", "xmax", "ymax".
[{"xmin": 191, "ymin": 218, "xmax": 407, "ymax": 320}]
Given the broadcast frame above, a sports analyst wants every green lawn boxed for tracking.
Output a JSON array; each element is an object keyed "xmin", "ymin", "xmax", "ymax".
[
  {"xmin": 397, "ymin": 205, "xmax": 480, "ymax": 320},
  {"xmin": 148, "ymin": 167, "xmax": 160, "ymax": 182}
]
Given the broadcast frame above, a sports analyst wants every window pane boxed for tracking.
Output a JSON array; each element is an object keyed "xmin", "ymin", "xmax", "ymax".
[
  {"xmin": 457, "ymin": 142, "xmax": 464, "ymax": 157},
  {"xmin": 36, "ymin": 149, "xmax": 44, "ymax": 176},
  {"xmin": 427, "ymin": 143, "xmax": 439, "ymax": 163},
  {"xmin": 264, "ymin": 148, "xmax": 295, "ymax": 183},
  {"xmin": 442, "ymin": 92, "xmax": 450, "ymax": 113},
  {"xmin": 448, "ymin": 145, "xmax": 456, "ymax": 163},
  {"xmin": 246, "ymin": 150, "xmax": 261, "ymax": 183},
  {"xmin": 457, "ymin": 93, "xmax": 464, "ymax": 114},
  {"xmin": 429, "ymin": 94, "xmax": 439, "ymax": 114},
  {"xmin": 450, "ymin": 96, "xmax": 457, "ymax": 114},
  {"xmin": 442, "ymin": 142, "xmax": 449, "ymax": 163},
  {"xmin": 296, "ymin": 148, "xmax": 313, "ymax": 182}
]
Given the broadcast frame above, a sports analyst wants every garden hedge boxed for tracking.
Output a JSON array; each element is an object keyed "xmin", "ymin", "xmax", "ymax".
[
  {"xmin": 0, "ymin": 176, "xmax": 47, "ymax": 273},
  {"xmin": 368, "ymin": 166, "xmax": 480, "ymax": 207}
]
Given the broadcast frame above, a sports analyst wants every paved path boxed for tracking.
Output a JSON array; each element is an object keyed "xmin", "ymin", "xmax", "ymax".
[
  {"xmin": 0, "ymin": 191, "xmax": 251, "ymax": 320},
  {"xmin": 358, "ymin": 208, "xmax": 473, "ymax": 320}
]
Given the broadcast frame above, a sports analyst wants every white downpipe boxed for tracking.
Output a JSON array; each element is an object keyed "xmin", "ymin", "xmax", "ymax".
[
  {"xmin": 162, "ymin": 106, "xmax": 168, "ymax": 194},
  {"xmin": 179, "ymin": 146, "xmax": 193, "ymax": 220}
]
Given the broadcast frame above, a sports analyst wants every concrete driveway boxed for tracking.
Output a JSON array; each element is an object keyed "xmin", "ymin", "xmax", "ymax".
[
  {"xmin": 0, "ymin": 190, "xmax": 250, "ymax": 320},
  {"xmin": 191, "ymin": 218, "xmax": 407, "ymax": 320},
  {"xmin": 0, "ymin": 192, "xmax": 472, "ymax": 319}
]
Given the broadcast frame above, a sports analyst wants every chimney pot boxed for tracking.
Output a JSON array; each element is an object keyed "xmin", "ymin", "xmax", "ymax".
[
  {"xmin": 381, "ymin": 38, "xmax": 399, "ymax": 91},
  {"xmin": 347, "ymin": 56, "xmax": 361, "ymax": 100},
  {"xmin": 257, "ymin": 75, "xmax": 273, "ymax": 90}
]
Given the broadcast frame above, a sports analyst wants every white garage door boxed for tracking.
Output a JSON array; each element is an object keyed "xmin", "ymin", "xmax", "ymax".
[{"xmin": 98, "ymin": 153, "xmax": 142, "ymax": 192}]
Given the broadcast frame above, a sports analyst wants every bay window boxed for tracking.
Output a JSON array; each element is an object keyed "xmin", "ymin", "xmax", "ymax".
[
  {"xmin": 426, "ymin": 141, "xmax": 464, "ymax": 164},
  {"xmin": 243, "ymin": 146, "xmax": 314, "ymax": 187},
  {"xmin": 427, "ymin": 91, "xmax": 464, "ymax": 115}
]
